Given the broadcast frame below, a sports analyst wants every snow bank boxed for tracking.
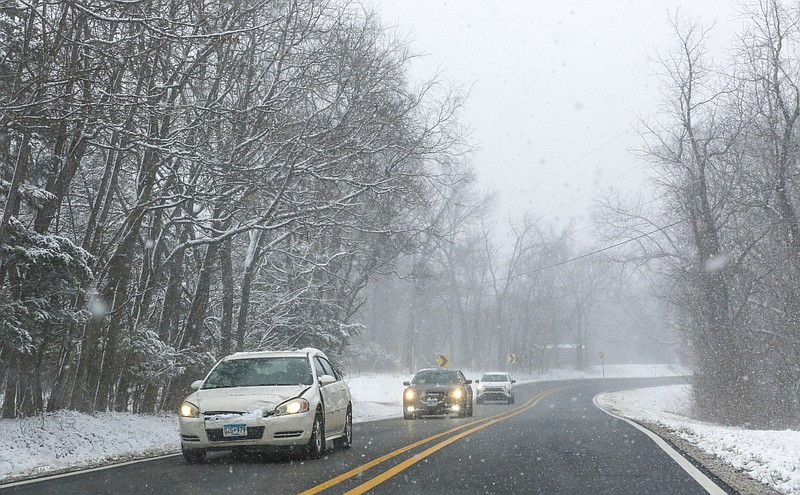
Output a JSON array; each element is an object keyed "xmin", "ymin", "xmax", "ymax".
[{"xmin": 5, "ymin": 363, "xmax": 797, "ymax": 495}]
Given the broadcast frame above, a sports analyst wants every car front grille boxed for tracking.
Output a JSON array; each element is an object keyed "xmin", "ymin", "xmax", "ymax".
[
  {"xmin": 206, "ymin": 426, "xmax": 265, "ymax": 442},
  {"xmin": 182, "ymin": 434, "xmax": 200, "ymax": 442},
  {"xmin": 424, "ymin": 391, "xmax": 446, "ymax": 400},
  {"xmin": 203, "ymin": 411, "xmax": 243, "ymax": 417},
  {"xmin": 484, "ymin": 387, "xmax": 503, "ymax": 392}
]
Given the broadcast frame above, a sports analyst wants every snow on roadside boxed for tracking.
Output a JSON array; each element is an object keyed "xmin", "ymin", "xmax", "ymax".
[
  {"xmin": 596, "ymin": 385, "xmax": 800, "ymax": 494},
  {"xmin": 0, "ymin": 410, "xmax": 179, "ymax": 482},
  {"xmin": 346, "ymin": 364, "xmax": 690, "ymax": 423},
  {"xmin": 8, "ymin": 363, "xmax": 796, "ymax": 492},
  {"xmin": 0, "ymin": 365, "xmax": 684, "ymax": 483}
]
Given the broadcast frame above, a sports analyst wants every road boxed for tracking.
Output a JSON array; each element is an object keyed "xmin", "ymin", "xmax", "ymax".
[{"xmin": 1, "ymin": 376, "xmax": 734, "ymax": 494}]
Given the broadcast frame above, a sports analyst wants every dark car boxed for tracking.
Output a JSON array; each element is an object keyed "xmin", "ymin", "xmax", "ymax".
[{"xmin": 402, "ymin": 368, "xmax": 474, "ymax": 419}]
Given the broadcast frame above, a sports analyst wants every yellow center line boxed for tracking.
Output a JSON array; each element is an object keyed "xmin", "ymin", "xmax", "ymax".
[
  {"xmin": 342, "ymin": 388, "xmax": 562, "ymax": 495},
  {"xmin": 299, "ymin": 387, "xmax": 565, "ymax": 495}
]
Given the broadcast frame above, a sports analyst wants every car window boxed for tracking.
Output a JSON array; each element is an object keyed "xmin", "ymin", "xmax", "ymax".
[
  {"xmin": 203, "ymin": 357, "xmax": 312, "ymax": 388},
  {"xmin": 325, "ymin": 358, "xmax": 343, "ymax": 380},
  {"xmin": 482, "ymin": 374, "xmax": 509, "ymax": 382},
  {"xmin": 411, "ymin": 370, "xmax": 460, "ymax": 385},
  {"xmin": 317, "ymin": 356, "xmax": 338, "ymax": 379},
  {"xmin": 313, "ymin": 356, "xmax": 327, "ymax": 378}
]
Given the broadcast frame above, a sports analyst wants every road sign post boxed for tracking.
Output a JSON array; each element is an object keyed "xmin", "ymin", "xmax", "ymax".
[{"xmin": 599, "ymin": 351, "xmax": 605, "ymax": 378}]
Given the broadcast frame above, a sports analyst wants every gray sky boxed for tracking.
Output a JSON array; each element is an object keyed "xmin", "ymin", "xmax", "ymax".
[{"xmin": 368, "ymin": 0, "xmax": 743, "ymax": 235}]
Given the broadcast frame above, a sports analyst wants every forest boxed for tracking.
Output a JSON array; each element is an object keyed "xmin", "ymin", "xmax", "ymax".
[{"xmin": 1, "ymin": 0, "xmax": 799, "ymax": 430}]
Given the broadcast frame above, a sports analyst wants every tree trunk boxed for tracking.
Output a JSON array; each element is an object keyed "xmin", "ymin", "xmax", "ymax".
[
  {"xmin": 236, "ymin": 231, "xmax": 264, "ymax": 351},
  {"xmin": 0, "ymin": 130, "xmax": 30, "ymax": 247},
  {"xmin": 220, "ymin": 237, "xmax": 234, "ymax": 356},
  {"xmin": 1, "ymin": 350, "xmax": 20, "ymax": 419}
]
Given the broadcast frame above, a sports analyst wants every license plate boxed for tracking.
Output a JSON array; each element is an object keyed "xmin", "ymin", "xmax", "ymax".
[
  {"xmin": 223, "ymin": 424, "xmax": 247, "ymax": 437},
  {"xmin": 426, "ymin": 399, "xmax": 439, "ymax": 406}
]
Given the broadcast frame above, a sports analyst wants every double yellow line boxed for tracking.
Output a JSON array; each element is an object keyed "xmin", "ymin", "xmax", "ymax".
[{"xmin": 299, "ymin": 386, "xmax": 564, "ymax": 495}]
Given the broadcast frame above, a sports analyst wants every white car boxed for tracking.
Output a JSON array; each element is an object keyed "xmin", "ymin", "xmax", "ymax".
[
  {"xmin": 178, "ymin": 348, "xmax": 352, "ymax": 463},
  {"xmin": 475, "ymin": 372, "xmax": 516, "ymax": 404}
]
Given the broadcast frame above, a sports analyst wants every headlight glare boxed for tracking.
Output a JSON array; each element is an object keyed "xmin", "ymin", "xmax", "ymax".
[
  {"xmin": 275, "ymin": 398, "xmax": 309, "ymax": 416},
  {"xmin": 179, "ymin": 402, "xmax": 199, "ymax": 418},
  {"xmin": 451, "ymin": 388, "xmax": 463, "ymax": 399},
  {"xmin": 404, "ymin": 389, "xmax": 415, "ymax": 401}
]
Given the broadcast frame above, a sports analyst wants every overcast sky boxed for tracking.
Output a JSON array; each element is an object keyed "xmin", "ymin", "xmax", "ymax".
[{"xmin": 368, "ymin": 0, "xmax": 744, "ymax": 237}]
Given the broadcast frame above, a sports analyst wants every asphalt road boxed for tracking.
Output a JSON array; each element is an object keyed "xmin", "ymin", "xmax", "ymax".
[{"xmin": 1, "ymin": 376, "xmax": 735, "ymax": 495}]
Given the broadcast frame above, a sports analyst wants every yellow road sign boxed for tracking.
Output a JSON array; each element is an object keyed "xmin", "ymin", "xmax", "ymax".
[
  {"xmin": 437, "ymin": 355, "xmax": 449, "ymax": 368},
  {"xmin": 508, "ymin": 353, "xmax": 516, "ymax": 364}
]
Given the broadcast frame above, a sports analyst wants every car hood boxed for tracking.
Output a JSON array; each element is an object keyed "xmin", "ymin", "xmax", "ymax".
[{"xmin": 186, "ymin": 385, "xmax": 310, "ymax": 416}]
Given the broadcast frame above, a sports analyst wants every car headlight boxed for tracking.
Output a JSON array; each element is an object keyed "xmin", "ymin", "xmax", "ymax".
[
  {"xmin": 477, "ymin": 384, "xmax": 484, "ymax": 391},
  {"xmin": 275, "ymin": 398, "xmax": 309, "ymax": 416},
  {"xmin": 404, "ymin": 389, "xmax": 415, "ymax": 401},
  {"xmin": 451, "ymin": 388, "xmax": 463, "ymax": 399},
  {"xmin": 179, "ymin": 401, "xmax": 199, "ymax": 418}
]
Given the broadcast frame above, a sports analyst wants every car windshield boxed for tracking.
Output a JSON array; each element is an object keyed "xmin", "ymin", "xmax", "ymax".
[
  {"xmin": 203, "ymin": 357, "xmax": 312, "ymax": 389},
  {"xmin": 482, "ymin": 374, "xmax": 509, "ymax": 382},
  {"xmin": 411, "ymin": 370, "xmax": 460, "ymax": 385}
]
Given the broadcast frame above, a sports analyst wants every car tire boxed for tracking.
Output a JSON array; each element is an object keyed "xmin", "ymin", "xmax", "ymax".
[
  {"xmin": 305, "ymin": 411, "xmax": 325, "ymax": 459},
  {"xmin": 334, "ymin": 406, "xmax": 353, "ymax": 449},
  {"xmin": 467, "ymin": 400, "xmax": 474, "ymax": 417},
  {"xmin": 508, "ymin": 396, "xmax": 515, "ymax": 405},
  {"xmin": 182, "ymin": 446, "xmax": 205, "ymax": 464}
]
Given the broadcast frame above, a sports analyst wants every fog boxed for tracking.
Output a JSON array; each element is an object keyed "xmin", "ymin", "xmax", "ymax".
[
  {"xmin": 347, "ymin": 0, "xmax": 744, "ymax": 373},
  {"xmin": 347, "ymin": 0, "xmax": 800, "ymax": 428},
  {"xmin": 2, "ymin": 0, "xmax": 798, "ymax": 431}
]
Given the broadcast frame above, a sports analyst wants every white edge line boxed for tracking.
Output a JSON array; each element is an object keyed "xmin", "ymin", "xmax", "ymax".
[
  {"xmin": 592, "ymin": 394, "xmax": 728, "ymax": 495},
  {"xmin": 0, "ymin": 453, "xmax": 181, "ymax": 489}
]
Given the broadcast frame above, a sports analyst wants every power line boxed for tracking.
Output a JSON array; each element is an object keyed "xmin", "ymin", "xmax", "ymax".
[
  {"xmin": 494, "ymin": 218, "xmax": 687, "ymax": 284},
  {"xmin": 535, "ymin": 219, "xmax": 685, "ymax": 271},
  {"xmin": 532, "ymin": 125, "xmax": 635, "ymax": 191},
  {"xmin": 540, "ymin": 161, "xmax": 646, "ymax": 218}
]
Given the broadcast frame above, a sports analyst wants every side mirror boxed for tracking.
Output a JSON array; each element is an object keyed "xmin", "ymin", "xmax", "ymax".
[
  {"xmin": 511, "ymin": 379, "xmax": 517, "ymax": 384},
  {"xmin": 190, "ymin": 380, "xmax": 204, "ymax": 390},
  {"xmin": 474, "ymin": 380, "xmax": 480, "ymax": 384},
  {"xmin": 318, "ymin": 374, "xmax": 336, "ymax": 386},
  {"xmin": 403, "ymin": 381, "xmax": 411, "ymax": 386},
  {"xmin": 464, "ymin": 380, "xmax": 472, "ymax": 385}
]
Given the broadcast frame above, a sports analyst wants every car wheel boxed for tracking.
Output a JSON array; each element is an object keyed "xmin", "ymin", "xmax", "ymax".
[
  {"xmin": 334, "ymin": 406, "xmax": 353, "ymax": 449},
  {"xmin": 508, "ymin": 395, "xmax": 515, "ymax": 405},
  {"xmin": 457, "ymin": 400, "xmax": 467, "ymax": 418},
  {"xmin": 305, "ymin": 411, "xmax": 325, "ymax": 459},
  {"xmin": 467, "ymin": 400, "xmax": 474, "ymax": 417},
  {"xmin": 182, "ymin": 446, "xmax": 205, "ymax": 464}
]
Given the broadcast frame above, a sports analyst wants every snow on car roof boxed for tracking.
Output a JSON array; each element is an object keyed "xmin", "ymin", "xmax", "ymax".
[{"xmin": 226, "ymin": 347, "xmax": 327, "ymax": 360}]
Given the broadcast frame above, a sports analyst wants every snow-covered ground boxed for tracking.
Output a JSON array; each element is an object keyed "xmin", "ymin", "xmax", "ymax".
[
  {"xmin": 597, "ymin": 384, "xmax": 800, "ymax": 494},
  {"xmin": 0, "ymin": 365, "xmax": 797, "ymax": 494}
]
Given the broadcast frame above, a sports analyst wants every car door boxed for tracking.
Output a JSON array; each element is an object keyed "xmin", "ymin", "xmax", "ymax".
[
  {"xmin": 321, "ymin": 356, "xmax": 348, "ymax": 432},
  {"xmin": 314, "ymin": 356, "xmax": 343, "ymax": 432},
  {"xmin": 459, "ymin": 371, "xmax": 473, "ymax": 402},
  {"xmin": 327, "ymin": 360, "xmax": 350, "ymax": 431}
]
